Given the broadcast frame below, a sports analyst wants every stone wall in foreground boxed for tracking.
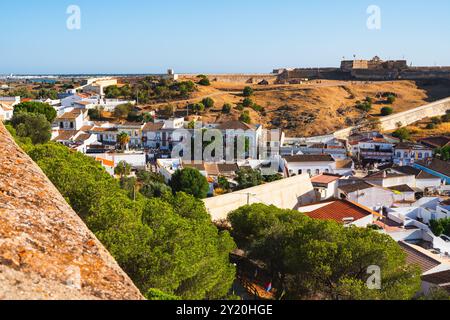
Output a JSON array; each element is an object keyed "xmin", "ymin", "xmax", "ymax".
[{"xmin": 0, "ymin": 123, "xmax": 143, "ymax": 300}]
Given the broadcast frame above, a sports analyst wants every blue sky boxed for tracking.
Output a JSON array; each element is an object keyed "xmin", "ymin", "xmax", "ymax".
[{"xmin": 0, "ymin": 0, "xmax": 449, "ymax": 74}]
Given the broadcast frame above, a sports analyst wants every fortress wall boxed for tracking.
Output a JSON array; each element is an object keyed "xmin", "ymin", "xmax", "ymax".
[
  {"xmin": 203, "ymin": 174, "xmax": 317, "ymax": 221},
  {"xmin": 180, "ymin": 74, "xmax": 277, "ymax": 84},
  {"xmin": 0, "ymin": 123, "xmax": 143, "ymax": 300},
  {"xmin": 379, "ymin": 97, "xmax": 450, "ymax": 131}
]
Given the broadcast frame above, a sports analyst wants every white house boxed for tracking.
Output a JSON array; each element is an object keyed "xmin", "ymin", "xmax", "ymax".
[
  {"xmin": 87, "ymin": 152, "xmax": 146, "ymax": 170},
  {"xmin": 394, "ymin": 142, "xmax": 434, "ymax": 166},
  {"xmin": 357, "ymin": 136, "xmax": 394, "ymax": 163},
  {"xmin": 338, "ymin": 180, "xmax": 396, "ymax": 210},
  {"xmin": 392, "ymin": 166, "xmax": 442, "ymax": 191},
  {"xmin": 0, "ymin": 103, "xmax": 14, "ymax": 121},
  {"xmin": 55, "ymin": 109, "xmax": 87, "ymax": 131},
  {"xmin": 310, "ymin": 174, "xmax": 341, "ymax": 200},
  {"xmin": 282, "ymin": 154, "xmax": 337, "ymax": 177},
  {"xmin": 117, "ymin": 123, "xmax": 144, "ymax": 148},
  {"xmin": 364, "ymin": 169, "xmax": 416, "ymax": 189}
]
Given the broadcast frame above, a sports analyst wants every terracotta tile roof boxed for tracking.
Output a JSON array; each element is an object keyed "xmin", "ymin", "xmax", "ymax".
[
  {"xmin": 365, "ymin": 169, "xmax": 408, "ymax": 179},
  {"xmin": 395, "ymin": 142, "xmax": 432, "ymax": 150},
  {"xmin": 284, "ymin": 154, "xmax": 335, "ymax": 163},
  {"xmin": 399, "ymin": 242, "xmax": 441, "ymax": 273},
  {"xmin": 216, "ymin": 121, "xmax": 255, "ymax": 131},
  {"xmin": 78, "ymin": 125, "xmax": 92, "ymax": 132},
  {"xmin": 182, "ymin": 161, "xmax": 206, "ymax": 171},
  {"xmin": 419, "ymin": 136, "xmax": 450, "ymax": 149},
  {"xmin": 217, "ymin": 163, "xmax": 239, "ymax": 174},
  {"xmin": 335, "ymin": 159, "xmax": 353, "ymax": 169},
  {"xmin": 91, "ymin": 127, "xmax": 118, "ymax": 133},
  {"xmin": 142, "ymin": 122, "xmax": 164, "ymax": 131},
  {"xmin": 422, "ymin": 271, "xmax": 450, "ymax": 287},
  {"xmin": 204, "ymin": 163, "xmax": 220, "ymax": 176},
  {"xmin": 416, "ymin": 159, "xmax": 450, "ymax": 177},
  {"xmin": 311, "ymin": 174, "xmax": 341, "ymax": 185},
  {"xmin": 300, "ymin": 199, "xmax": 376, "ymax": 224},
  {"xmin": 95, "ymin": 157, "xmax": 115, "ymax": 168},
  {"xmin": 73, "ymin": 101, "xmax": 93, "ymax": 106},
  {"xmin": 338, "ymin": 181, "xmax": 374, "ymax": 194},
  {"xmin": 58, "ymin": 109, "xmax": 84, "ymax": 120},
  {"xmin": 74, "ymin": 133, "xmax": 91, "ymax": 143},
  {"xmin": 54, "ymin": 130, "xmax": 78, "ymax": 141},
  {"xmin": 393, "ymin": 166, "xmax": 438, "ymax": 180}
]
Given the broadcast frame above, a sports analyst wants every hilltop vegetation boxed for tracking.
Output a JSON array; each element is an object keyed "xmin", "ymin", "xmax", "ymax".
[{"xmin": 143, "ymin": 79, "xmax": 450, "ymax": 137}]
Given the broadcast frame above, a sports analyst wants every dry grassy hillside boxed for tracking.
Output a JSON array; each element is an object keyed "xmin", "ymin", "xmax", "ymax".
[{"xmin": 145, "ymin": 79, "xmax": 450, "ymax": 137}]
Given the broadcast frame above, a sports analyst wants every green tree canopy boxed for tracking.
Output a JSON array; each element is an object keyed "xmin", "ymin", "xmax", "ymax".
[
  {"xmin": 114, "ymin": 103, "xmax": 134, "ymax": 119},
  {"xmin": 235, "ymin": 168, "xmax": 263, "ymax": 190},
  {"xmin": 243, "ymin": 86, "xmax": 254, "ymax": 97},
  {"xmin": 222, "ymin": 103, "xmax": 232, "ymax": 114},
  {"xmin": 14, "ymin": 101, "xmax": 57, "ymax": 123},
  {"xmin": 115, "ymin": 161, "xmax": 132, "ymax": 177},
  {"xmin": 381, "ymin": 107, "xmax": 394, "ymax": 116},
  {"xmin": 239, "ymin": 110, "xmax": 251, "ymax": 124},
  {"xmin": 228, "ymin": 204, "xmax": 421, "ymax": 300},
  {"xmin": 11, "ymin": 112, "xmax": 51, "ymax": 145},
  {"xmin": 242, "ymin": 98, "xmax": 253, "ymax": 108},
  {"xmin": 170, "ymin": 167, "xmax": 210, "ymax": 199},
  {"xmin": 198, "ymin": 77, "xmax": 211, "ymax": 86},
  {"xmin": 202, "ymin": 97, "xmax": 215, "ymax": 109},
  {"xmin": 26, "ymin": 143, "xmax": 236, "ymax": 299},
  {"xmin": 392, "ymin": 128, "xmax": 411, "ymax": 141}
]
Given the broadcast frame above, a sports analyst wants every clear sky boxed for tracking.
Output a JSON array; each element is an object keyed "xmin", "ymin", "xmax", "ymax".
[{"xmin": 1, "ymin": 0, "xmax": 449, "ymax": 74}]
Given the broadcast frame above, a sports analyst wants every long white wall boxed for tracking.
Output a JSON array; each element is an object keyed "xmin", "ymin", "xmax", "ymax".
[
  {"xmin": 379, "ymin": 97, "xmax": 450, "ymax": 131},
  {"xmin": 203, "ymin": 174, "xmax": 317, "ymax": 221}
]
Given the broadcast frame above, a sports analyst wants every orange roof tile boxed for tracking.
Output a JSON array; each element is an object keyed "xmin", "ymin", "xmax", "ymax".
[
  {"xmin": 310, "ymin": 174, "xmax": 340, "ymax": 184},
  {"xmin": 301, "ymin": 199, "xmax": 379, "ymax": 224}
]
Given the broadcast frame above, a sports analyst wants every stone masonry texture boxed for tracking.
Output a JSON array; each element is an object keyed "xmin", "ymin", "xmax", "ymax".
[{"xmin": 0, "ymin": 123, "xmax": 144, "ymax": 300}]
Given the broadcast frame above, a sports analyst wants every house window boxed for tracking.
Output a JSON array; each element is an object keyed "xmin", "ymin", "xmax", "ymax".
[
  {"xmin": 397, "ymin": 152, "xmax": 401, "ymax": 158},
  {"xmin": 70, "ymin": 122, "xmax": 74, "ymax": 129},
  {"xmin": 404, "ymin": 152, "xmax": 408, "ymax": 158},
  {"xmin": 325, "ymin": 169, "xmax": 330, "ymax": 173},
  {"xmin": 298, "ymin": 169, "xmax": 302, "ymax": 175},
  {"xmin": 60, "ymin": 122, "xmax": 64, "ymax": 129},
  {"xmin": 418, "ymin": 152, "xmax": 423, "ymax": 159},
  {"xmin": 307, "ymin": 169, "xmax": 312, "ymax": 177},
  {"xmin": 315, "ymin": 169, "xmax": 320, "ymax": 175}
]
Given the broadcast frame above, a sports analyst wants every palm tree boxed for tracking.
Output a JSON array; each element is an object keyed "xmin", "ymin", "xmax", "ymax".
[{"xmin": 117, "ymin": 132, "xmax": 130, "ymax": 151}]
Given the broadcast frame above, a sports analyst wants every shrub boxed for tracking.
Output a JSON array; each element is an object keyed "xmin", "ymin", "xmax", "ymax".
[
  {"xmin": 202, "ymin": 97, "xmax": 215, "ymax": 109},
  {"xmin": 14, "ymin": 101, "xmax": 57, "ymax": 123},
  {"xmin": 242, "ymin": 98, "xmax": 253, "ymax": 108},
  {"xmin": 431, "ymin": 117, "xmax": 442, "ymax": 125},
  {"xmin": 356, "ymin": 101, "xmax": 372, "ymax": 112},
  {"xmin": 392, "ymin": 128, "xmax": 410, "ymax": 141},
  {"xmin": 222, "ymin": 103, "xmax": 232, "ymax": 114},
  {"xmin": 239, "ymin": 110, "xmax": 251, "ymax": 124},
  {"xmin": 386, "ymin": 95, "xmax": 396, "ymax": 104},
  {"xmin": 380, "ymin": 107, "xmax": 394, "ymax": 116},
  {"xmin": 198, "ymin": 77, "xmax": 210, "ymax": 86},
  {"xmin": 243, "ymin": 86, "xmax": 254, "ymax": 97}
]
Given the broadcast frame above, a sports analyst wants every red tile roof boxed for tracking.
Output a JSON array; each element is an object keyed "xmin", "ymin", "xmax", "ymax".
[
  {"xmin": 399, "ymin": 241, "xmax": 441, "ymax": 273},
  {"xmin": 300, "ymin": 199, "xmax": 378, "ymax": 224},
  {"xmin": 311, "ymin": 174, "xmax": 340, "ymax": 184}
]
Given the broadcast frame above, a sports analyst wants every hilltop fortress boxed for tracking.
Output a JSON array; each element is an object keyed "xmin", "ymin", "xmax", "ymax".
[
  {"xmin": 178, "ymin": 57, "xmax": 450, "ymax": 84},
  {"xmin": 277, "ymin": 56, "xmax": 450, "ymax": 83}
]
